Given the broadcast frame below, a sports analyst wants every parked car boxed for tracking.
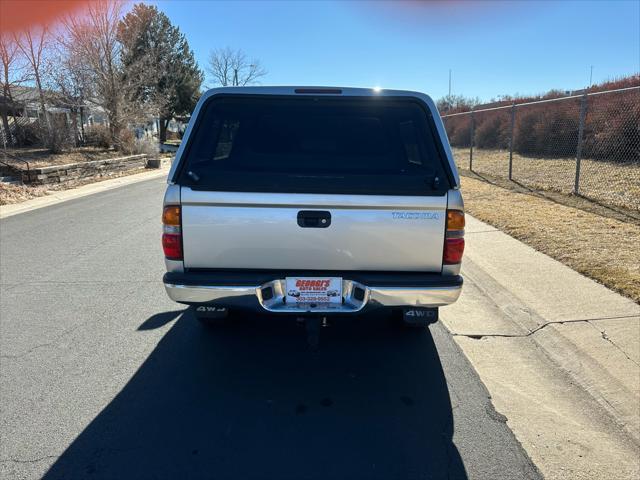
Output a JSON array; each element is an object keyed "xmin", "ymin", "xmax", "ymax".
[{"xmin": 162, "ymin": 86, "xmax": 464, "ymax": 326}]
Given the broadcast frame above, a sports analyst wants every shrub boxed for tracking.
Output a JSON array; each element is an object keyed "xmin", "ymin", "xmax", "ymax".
[
  {"xmin": 513, "ymin": 103, "xmax": 580, "ymax": 157},
  {"xmin": 132, "ymin": 137, "xmax": 160, "ymax": 157},
  {"xmin": 117, "ymin": 130, "xmax": 159, "ymax": 156},
  {"xmin": 543, "ymin": 110, "xmax": 579, "ymax": 157},
  {"xmin": 14, "ymin": 121, "xmax": 41, "ymax": 147},
  {"xmin": 85, "ymin": 125, "xmax": 112, "ymax": 149},
  {"xmin": 475, "ymin": 113, "xmax": 510, "ymax": 149},
  {"xmin": 582, "ymin": 91, "xmax": 640, "ymax": 162},
  {"xmin": 46, "ymin": 115, "xmax": 74, "ymax": 154},
  {"xmin": 443, "ymin": 121, "xmax": 457, "ymax": 145},
  {"xmin": 588, "ymin": 74, "xmax": 640, "ymax": 93},
  {"xmin": 513, "ymin": 111, "xmax": 539, "ymax": 155},
  {"xmin": 442, "ymin": 74, "xmax": 639, "ymax": 162},
  {"xmin": 448, "ymin": 116, "xmax": 472, "ymax": 147},
  {"xmin": 115, "ymin": 129, "xmax": 136, "ymax": 154}
]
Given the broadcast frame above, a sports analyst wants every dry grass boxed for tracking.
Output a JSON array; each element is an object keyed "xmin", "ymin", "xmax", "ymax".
[
  {"xmin": 3, "ymin": 147, "xmax": 131, "ymax": 169},
  {"xmin": 460, "ymin": 175, "xmax": 640, "ymax": 303},
  {"xmin": 452, "ymin": 148, "xmax": 640, "ymax": 211},
  {"xmin": 0, "ymin": 183, "xmax": 51, "ymax": 205}
]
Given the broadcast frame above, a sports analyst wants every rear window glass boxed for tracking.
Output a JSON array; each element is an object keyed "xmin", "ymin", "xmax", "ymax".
[{"xmin": 178, "ymin": 96, "xmax": 450, "ymax": 195}]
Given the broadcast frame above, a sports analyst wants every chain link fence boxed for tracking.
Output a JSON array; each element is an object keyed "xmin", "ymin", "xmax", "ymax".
[{"xmin": 442, "ymin": 86, "xmax": 640, "ymax": 212}]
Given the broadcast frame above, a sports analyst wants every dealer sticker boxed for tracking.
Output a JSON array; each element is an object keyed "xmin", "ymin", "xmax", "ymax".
[{"xmin": 285, "ymin": 277, "xmax": 342, "ymax": 304}]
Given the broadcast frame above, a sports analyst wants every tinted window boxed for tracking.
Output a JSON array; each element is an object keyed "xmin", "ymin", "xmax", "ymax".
[{"xmin": 179, "ymin": 96, "xmax": 450, "ymax": 195}]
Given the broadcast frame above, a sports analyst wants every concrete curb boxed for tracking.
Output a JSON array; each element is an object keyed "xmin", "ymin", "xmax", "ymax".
[{"xmin": 0, "ymin": 167, "xmax": 169, "ymax": 219}]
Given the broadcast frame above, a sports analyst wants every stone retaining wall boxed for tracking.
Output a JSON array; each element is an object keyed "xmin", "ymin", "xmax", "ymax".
[{"xmin": 21, "ymin": 154, "xmax": 149, "ymax": 186}]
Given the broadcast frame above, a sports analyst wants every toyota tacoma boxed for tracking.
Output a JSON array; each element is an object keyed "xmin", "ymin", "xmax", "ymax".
[{"xmin": 162, "ymin": 86, "xmax": 464, "ymax": 327}]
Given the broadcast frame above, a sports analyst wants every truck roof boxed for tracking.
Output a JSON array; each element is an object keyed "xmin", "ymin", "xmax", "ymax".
[{"xmin": 199, "ymin": 85, "xmax": 434, "ymax": 100}]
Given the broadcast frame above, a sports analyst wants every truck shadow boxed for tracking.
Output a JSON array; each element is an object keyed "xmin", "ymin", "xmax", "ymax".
[{"xmin": 43, "ymin": 309, "xmax": 468, "ymax": 480}]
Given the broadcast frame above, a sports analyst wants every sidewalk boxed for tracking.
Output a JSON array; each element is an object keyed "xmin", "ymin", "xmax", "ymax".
[{"xmin": 441, "ymin": 216, "xmax": 640, "ymax": 480}]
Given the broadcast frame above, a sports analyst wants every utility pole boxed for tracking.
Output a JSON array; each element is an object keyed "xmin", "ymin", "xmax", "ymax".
[
  {"xmin": 448, "ymin": 69, "xmax": 452, "ymax": 97},
  {"xmin": 589, "ymin": 65, "xmax": 594, "ymax": 87}
]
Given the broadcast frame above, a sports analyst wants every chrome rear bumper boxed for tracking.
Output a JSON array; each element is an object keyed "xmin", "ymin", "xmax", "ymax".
[{"xmin": 164, "ymin": 273, "xmax": 462, "ymax": 314}]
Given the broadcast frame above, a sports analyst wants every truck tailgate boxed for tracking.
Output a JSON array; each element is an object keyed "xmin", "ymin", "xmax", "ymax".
[{"xmin": 181, "ymin": 188, "xmax": 446, "ymax": 272}]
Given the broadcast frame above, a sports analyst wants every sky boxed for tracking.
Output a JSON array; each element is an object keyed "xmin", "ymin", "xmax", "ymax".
[
  {"xmin": 1, "ymin": 0, "xmax": 637, "ymax": 102},
  {"xmin": 152, "ymin": 0, "xmax": 640, "ymax": 102}
]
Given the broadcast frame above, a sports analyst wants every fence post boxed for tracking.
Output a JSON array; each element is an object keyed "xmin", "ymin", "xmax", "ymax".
[
  {"xmin": 574, "ymin": 93, "xmax": 588, "ymax": 194},
  {"xmin": 508, "ymin": 102, "xmax": 516, "ymax": 180},
  {"xmin": 469, "ymin": 109, "xmax": 475, "ymax": 171}
]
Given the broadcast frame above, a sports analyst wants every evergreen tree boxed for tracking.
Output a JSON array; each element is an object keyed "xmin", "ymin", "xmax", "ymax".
[{"xmin": 118, "ymin": 4, "xmax": 203, "ymax": 142}]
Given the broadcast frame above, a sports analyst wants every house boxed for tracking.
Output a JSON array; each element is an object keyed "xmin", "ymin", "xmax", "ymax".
[
  {"xmin": 0, "ymin": 84, "xmax": 108, "ymax": 146},
  {"xmin": 1, "ymin": 84, "xmax": 189, "ymax": 147}
]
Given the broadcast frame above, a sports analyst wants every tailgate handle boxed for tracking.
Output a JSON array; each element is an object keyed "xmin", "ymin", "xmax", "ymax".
[{"xmin": 297, "ymin": 210, "xmax": 331, "ymax": 228}]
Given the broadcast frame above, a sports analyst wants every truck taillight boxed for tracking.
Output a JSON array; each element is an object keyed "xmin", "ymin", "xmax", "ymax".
[
  {"xmin": 162, "ymin": 206, "xmax": 182, "ymax": 260},
  {"xmin": 443, "ymin": 238, "xmax": 465, "ymax": 264},
  {"xmin": 162, "ymin": 233, "xmax": 182, "ymax": 260},
  {"xmin": 444, "ymin": 210, "xmax": 465, "ymax": 265}
]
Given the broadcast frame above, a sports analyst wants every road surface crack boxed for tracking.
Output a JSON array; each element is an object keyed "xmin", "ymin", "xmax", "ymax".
[
  {"xmin": 0, "ymin": 315, "xmax": 96, "ymax": 360},
  {"xmin": 0, "ymin": 455, "xmax": 58, "ymax": 464}
]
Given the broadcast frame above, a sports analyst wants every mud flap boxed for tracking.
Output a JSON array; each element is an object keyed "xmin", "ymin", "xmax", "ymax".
[{"xmin": 402, "ymin": 307, "xmax": 438, "ymax": 327}]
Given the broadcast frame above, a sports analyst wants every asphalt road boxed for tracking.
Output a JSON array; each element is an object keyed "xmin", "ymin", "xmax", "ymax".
[{"xmin": 0, "ymin": 177, "xmax": 540, "ymax": 480}]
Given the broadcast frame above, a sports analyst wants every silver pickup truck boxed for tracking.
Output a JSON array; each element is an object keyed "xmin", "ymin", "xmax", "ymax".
[{"xmin": 162, "ymin": 86, "xmax": 464, "ymax": 327}]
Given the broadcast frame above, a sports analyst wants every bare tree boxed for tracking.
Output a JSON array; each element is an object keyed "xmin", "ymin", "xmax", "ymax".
[
  {"xmin": 0, "ymin": 34, "xmax": 30, "ymax": 144},
  {"xmin": 13, "ymin": 27, "xmax": 53, "ymax": 145},
  {"xmin": 436, "ymin": 94, "xmax": 481, "ymax": 114},
  {"xmin": 207, "ymin": 47, "xmax": 266, "ymax": 87},
  {"xmin": 62, "ymin": 0, "xmax": 125, "ymax": 147},
  {"xmin": 48, "ymin": 45, "xmax": 94, "ymax": 146}
]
